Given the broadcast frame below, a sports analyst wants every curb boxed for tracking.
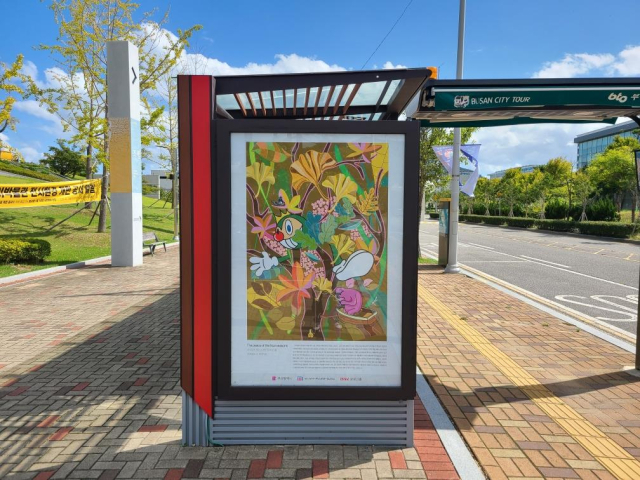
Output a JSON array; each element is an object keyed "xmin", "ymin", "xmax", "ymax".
[
  {"xmin": 415, "ymin": 368, "xmax": 485, "ymax": 480},
  {"xmin": 0, "ymin": 241, "xmax": 179, "ymax": 288}
]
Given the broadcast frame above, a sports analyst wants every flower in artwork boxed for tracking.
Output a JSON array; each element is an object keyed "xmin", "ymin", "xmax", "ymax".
[{"xmin": 250, "ymin": 213, "xmax": 276, "ymax": 239}]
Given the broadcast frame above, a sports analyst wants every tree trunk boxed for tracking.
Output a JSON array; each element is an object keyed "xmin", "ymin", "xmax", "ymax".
[
  {"xmin": 85, "ymin": 144, "xmax": 93, "ymax": 179},
  {"xmin": 85, "ymin": 143, "xmax": 93, "ymax": 209},
  {"xmin": 97, "ymin": 164, "xmax": 109, "ymax": 233}
]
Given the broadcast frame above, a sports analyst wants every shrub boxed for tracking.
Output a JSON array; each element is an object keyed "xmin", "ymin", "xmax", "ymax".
[
  {"xmin": 472, "ymin": 203, "xmax": 487, "ymax": 215},
  {"xmin": 535, "ymin": 219, "xmax": 576, "ymax": 232},
  {"xmin": 0, "ymin": 238, "xmax": 52, "ymax": 264},
  {"xmin": 576, "ymin": 221, "xmax": 636, "ymax": 238},
  {"xmin": 482, "ymin": 216, "xmax": 506, "ymax": 225},
  {"xmin": 0, "ymin": 159, "xmax": 63, "ymax": 182},
  {"xmin": 459, "ymin": 214, "xmax": 483, "ymax": 223},
  {"xmin": 428, "ymin": 212, "xmax": 439, "ymax": 219},
  {"xmin": 545, "ymin": 198, "xmax": 569, "ymax": 219},
  {"xmin": 506, "ymin": 217, "xmax": 536, "ymax": 228},
  {"xmin": 586, "ymin": 197, "xmax": 618, "ymax": 221}
]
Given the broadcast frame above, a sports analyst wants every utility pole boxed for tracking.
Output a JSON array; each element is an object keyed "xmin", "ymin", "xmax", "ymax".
[{"xmin": 445, "ymin": 0, "xmax": 466, "ymax": 274}]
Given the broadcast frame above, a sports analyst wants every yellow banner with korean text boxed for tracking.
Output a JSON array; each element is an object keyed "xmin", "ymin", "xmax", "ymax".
[{"xmin": 0, "ymin": 179, "xmax": 102, "ymax": 208}]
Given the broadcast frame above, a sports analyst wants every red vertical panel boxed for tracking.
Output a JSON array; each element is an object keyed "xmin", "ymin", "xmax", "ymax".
[{"xmin": 190, "ymin": 76, "xmax": 213, "ymax": 416}]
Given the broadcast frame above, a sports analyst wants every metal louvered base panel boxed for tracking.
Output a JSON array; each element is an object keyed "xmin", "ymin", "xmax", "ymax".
[{"xmin": 209, "ymin": 400, "xmax": 414, "ymax": 446}]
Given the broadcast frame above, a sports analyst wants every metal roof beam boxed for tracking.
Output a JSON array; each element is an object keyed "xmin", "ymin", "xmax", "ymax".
[{"xmin": 214, "ymin": 68, "xmax": 435, "ymax": 94}]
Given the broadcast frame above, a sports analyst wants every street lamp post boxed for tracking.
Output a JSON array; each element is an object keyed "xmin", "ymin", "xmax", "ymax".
[{"xmin": 445, "ymin": 0, "xmax": 466, "ymax": 274}]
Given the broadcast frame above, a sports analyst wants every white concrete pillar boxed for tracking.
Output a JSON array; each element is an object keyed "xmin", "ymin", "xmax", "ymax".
[{"xmin": 107, "ymin": 41, "xmax": 143, "ymax": 267}]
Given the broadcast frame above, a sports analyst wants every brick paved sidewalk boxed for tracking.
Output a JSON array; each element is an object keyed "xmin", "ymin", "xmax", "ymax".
[
  {"xmin": 0, "ymin": 251, "xmax": 460, "ymax": 480},
  {"xmin": 417, "ymin": 265, "xmax": 640, "ymax": 480}
]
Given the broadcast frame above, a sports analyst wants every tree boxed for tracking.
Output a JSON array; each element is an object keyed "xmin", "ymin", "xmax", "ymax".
[
  {"xmin": 497, "ymin": 168, "xmax": 523, "ymax": 217},
  {"xmin": 41, "ymin": 140, "xmax": 85, "ymax": 177},
  {"xmin": 572, "ymin": 170, "xmax": 594, "ymax": 221},
  {"xmin": 34, "ymin": 0, "xmax": 201, "ymax": 232},
  {"xmin": 587, "ymin": 146, "xmax": 637, "ymax": 221},
  {"xmin": 521, "ymin": 168, "xmax": 545, "ymax": 218},
  {"xmin": 542, "ymin": 157, "xmax": 572, "ymax": 207},
  {"xmin": 475, "ymin": 177, "xmax": 498, "ymax": 215},
  {"xmin": 0, "ymin": 54, "xmax": 32, "ymax": 143},
  {"xmin": 604, "ymin": 134, "xmax": 640, "ymax": 153}
]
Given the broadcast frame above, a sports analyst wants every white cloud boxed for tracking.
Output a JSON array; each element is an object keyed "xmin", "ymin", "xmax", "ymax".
[
  {"xmin": 178, "ymin": 52, "xmax": 346, "ymax": 76},
  {"xmin": 533, "ymin": 53, "xmax": 615, "ymax": 78},
  {"xmin": 473, "ymin": 122, "xmax": 604, "ymax": 175},
  {"xmin": 13, "ymin": 100, "xmax": 64, "ymax": 136},
  {"xmin": 477, "ymin": 45, "xmax": 640, "ymax": 172},
  {"xmin": 22, "ymin": 60, "xmax": 71, "ymax": 90},
  {"xmin": 382, "ymin": 61, "xmax": 407, "ymax": 69},
  {"xmin": 610, "ymin": 45, "xmax": 640, "ymax": 76},
  {"xmin": 20, "ymin": 146, "xmax": 42, "ymax": 163}
]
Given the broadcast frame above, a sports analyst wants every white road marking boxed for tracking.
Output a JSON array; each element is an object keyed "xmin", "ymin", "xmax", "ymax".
[
  {"xmin": 520, "ymin": 255, "xmax": 571, "ymax": 269},
  {"xmin": 464, "ymin": 260, "xmax": 526, "ymax": 263},
  {"xmin": 555, "ymin": 295, "xmax": 637, "ymax": 322},
  {"xmin": 591, "ymin": 295, "xmax": 638, "ymax": 313},
  {"xmin": 446, "ymin": 241, "xmax": 638, "ymax": 291},
  {"xmin": 467, "ymin": 242, "xmax": 494, "ymax": 250}
]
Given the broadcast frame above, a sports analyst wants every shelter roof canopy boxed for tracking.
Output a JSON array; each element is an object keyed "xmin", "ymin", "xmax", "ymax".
[{"xmin": 211, "ymin": 67, "xmax": 437, "ymax": 121}]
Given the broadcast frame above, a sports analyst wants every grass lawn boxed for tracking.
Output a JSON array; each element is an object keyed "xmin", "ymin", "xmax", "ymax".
[
  {"xmin": 0, "ymin": 196, "xmax": 177, "ymax": 278},
  {"xmin": 0, "ymin": 174, "xmax": 41, "ymax": 184},
  {"xmin": 418, "ymin": 256, "xmax": 437, "ymax": 265}
]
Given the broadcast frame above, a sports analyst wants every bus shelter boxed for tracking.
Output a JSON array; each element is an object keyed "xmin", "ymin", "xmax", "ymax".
[
  {"xmin": 177, "ymin": 70, "xmax": 640, "ymax": 446},
  {"xmin": 178, "ymin": 67, "xmax": 436, "ymax": 446}
]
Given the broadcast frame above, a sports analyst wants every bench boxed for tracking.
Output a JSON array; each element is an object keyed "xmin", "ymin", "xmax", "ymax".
[{"xmin": 142, "ymin": 232, "xmax": 166, "ymax": 256}]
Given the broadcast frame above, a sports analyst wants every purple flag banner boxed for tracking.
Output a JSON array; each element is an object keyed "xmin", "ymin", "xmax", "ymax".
[{"xmin": 432, "ymin": 144, "xmax": 481, "ymax": 197}]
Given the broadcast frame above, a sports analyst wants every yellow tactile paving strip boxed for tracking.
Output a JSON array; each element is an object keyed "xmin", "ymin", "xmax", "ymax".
[{"xmin": 418, "ymin": 284, "xmax": 640, "ymax": 480}]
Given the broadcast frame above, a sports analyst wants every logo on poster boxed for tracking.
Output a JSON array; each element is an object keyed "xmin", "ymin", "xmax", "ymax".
[
  {"xmin": 454, "ymin": 95, "xmax": 469, "ymax": 108},
  {"xmin": 297, "ymin": 376, "xmax": 304, "ymax": 381}
]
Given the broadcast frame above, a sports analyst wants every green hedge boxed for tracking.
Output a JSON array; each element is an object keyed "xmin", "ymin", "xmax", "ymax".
[
  {"xmin": 0, "ymin": 238, "xmax": 52, "ymax": 264},
  {"xmin": 482, "ymin": 216, "xmax": 506, "ymax": 226},
  {"xmin": 459, "ymin": 214, "xmax": 483, "ymax": 223},
  {"xmin": 458, "ymin": 214, "xmax": 636, "ymax": 239},
  {"xmin": 0, "ymin": 160, "xmax": 62, "ymax": 182},
  {"xmin": 506, "ymin": 217, "xmax": 536, "ymax": 228},
  {"xmin": 535, "ymin": 219, "xmax": 576, "ymax": 232},
  {"xmin": 428, "ymin": 212, "xmax": 439, "ymax": 219},
  {"xmin": 576, "ymin": 221, "xmax": 636, "ymax": 238}
]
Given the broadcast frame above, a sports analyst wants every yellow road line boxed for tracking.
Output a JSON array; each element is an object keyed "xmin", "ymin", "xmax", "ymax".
[{"xmin": 418, "ymin": 285, "xmax": 640, "ymax": 480}]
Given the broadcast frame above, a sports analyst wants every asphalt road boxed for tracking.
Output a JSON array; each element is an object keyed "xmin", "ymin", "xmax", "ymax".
[{"xmin": 419, "ymin": 220, "xmax": 639, "ymax": 335}]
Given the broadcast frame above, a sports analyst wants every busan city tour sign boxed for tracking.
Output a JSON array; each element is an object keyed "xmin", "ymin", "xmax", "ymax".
[
  {"xmin": 177, "ymin": 75, "xmax": 419, "ymax": 445},
  {"xmin": 434, "ymin": 86, "xmax": 640, "ymax": 110}
]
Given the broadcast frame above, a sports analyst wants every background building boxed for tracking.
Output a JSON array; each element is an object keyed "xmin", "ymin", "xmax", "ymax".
[
  {"xmin": 488, "ymin": 165, "xmax": 536, "ymax": 179},
  {"xmin": 574, "ymin": 120, "xmax": 639, "ymax": 169}
]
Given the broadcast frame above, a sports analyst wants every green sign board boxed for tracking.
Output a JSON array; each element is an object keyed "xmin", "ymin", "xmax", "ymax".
[{"xmin": 434, "ymin": 87, "xmax": 640, "ymax": 111}]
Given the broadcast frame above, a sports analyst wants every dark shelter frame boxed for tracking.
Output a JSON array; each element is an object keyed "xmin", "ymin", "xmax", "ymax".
[
  {"xmin": 178, "ymin": 67, "xmax": 436, "ymax": 417},
  {"xmin": 215, "ymin": 119, "xmax": 420, "ymax": 401}
]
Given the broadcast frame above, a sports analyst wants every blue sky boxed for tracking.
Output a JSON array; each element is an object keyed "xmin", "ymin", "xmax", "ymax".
[{"xmin": 2, "ymin": 0, "xmax": 640, "ymax": 174}]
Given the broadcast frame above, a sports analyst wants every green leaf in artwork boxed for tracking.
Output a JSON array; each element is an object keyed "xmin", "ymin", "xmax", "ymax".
[
  {"xmin": 318, "ymin": 215, "xmax": 338, "ymax": 244},
  {"xmin": 338, "ymin": 219, "xmax": 363, "ymax": 231},
  {"xmin": 292, "ymin": 230, "xmax": 318, "ymax": 250}
]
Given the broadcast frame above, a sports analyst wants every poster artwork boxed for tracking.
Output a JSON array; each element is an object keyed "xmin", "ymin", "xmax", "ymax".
[{"xmin": 245, "ymin": 142, "xmax": 389, "ymax": 342}]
